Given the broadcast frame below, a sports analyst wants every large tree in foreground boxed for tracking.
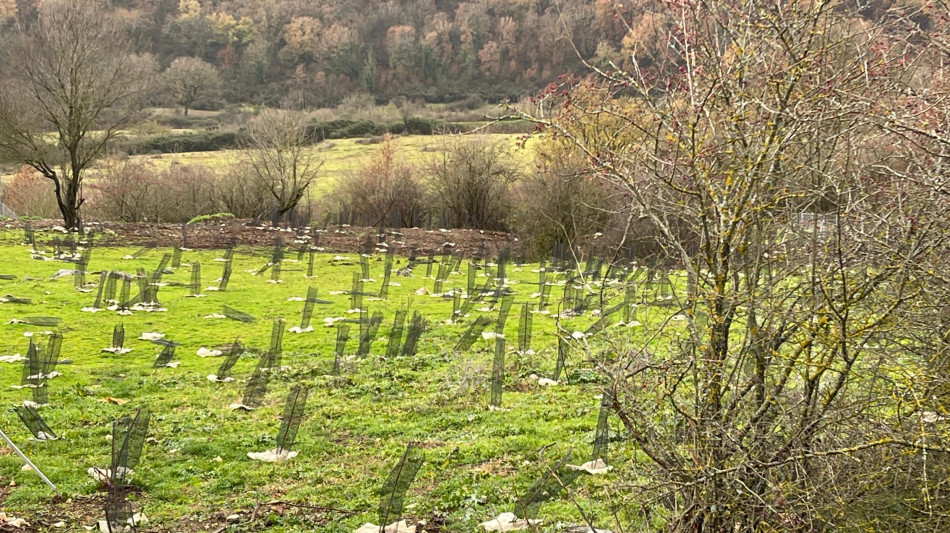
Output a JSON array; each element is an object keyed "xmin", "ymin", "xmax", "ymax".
[
  {"xmin": 517, "ymin": 1, "xmax": 950, "ymax": 530},
  {"xmin": 0, "ymin": 0, "xmax": 154, "ymax": 229}
]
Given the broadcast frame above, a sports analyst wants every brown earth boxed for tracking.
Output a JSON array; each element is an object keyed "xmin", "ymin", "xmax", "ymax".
[
  {"xmin": 3, "ymin": 219, "xmax": 525, "ymax": 258},
  {"xmin": 0, "ymin": 480, "xmax": 445, "ymax": 532},
  {"xmin": 0, "ymin": 490, "xmax": 345, "ymax": 532}
]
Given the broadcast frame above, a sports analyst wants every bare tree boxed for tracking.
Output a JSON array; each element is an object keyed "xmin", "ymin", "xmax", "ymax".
[
  {"xmin": 339, "ymin": 134, "xmax": 424, "ymax": 228},
  {"xmin": 517, "ymin": 1, "xmax": 950, "ymax": 530},
  {"xmin": 0, "ymin": 0, "xmax": 155, "ymax": 229},
  {"xmin": 392, "ymin": 95, "xmax": 421, "ymax": 128},
  {"xmin": 239, "ymin": 110, "xmax": 321, "ymax": 226},
  {"xmin": 163, "ymin": 56, "xmax": 220, "ymax": 116},
  {"xmin": 422, "ymin": 136, "xmax": 521, "ymax": 230},
  {"xmin": 511, "ymin": 135, "xmax": 624, "ymax": 256}
]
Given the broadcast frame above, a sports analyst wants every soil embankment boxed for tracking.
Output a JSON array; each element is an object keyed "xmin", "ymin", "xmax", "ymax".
[{"xmin": 4, "ymin": 219, "xmax": 523, "ymax": 258}]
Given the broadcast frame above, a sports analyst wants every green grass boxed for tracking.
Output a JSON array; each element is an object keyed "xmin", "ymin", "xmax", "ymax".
[
  {"xmin": 126, "ymin": 134, "xmax": 535, "ymax": 196},
  {"xmin": 0, "ymin": 229, "xmax": 670, "ymax": 532}
]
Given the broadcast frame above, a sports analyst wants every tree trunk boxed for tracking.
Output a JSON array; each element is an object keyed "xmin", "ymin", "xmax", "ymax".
[
  {"xmin": 60, "ymin": 203, "xmax": 79, "ymax": 230},
  {"xmin": 54, "ymin": 170, "xmax": 83, "ymax": 231},
  {"xmin": 42, "ymin": 169, "xmax": 79, "ymax": 230}
]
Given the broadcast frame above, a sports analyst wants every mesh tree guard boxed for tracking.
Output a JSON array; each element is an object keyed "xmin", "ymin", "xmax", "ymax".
[
  {"xmin": 357, "ymin": 311, "xmax": 383, "ymax": 357},
  {"xmin": 153, "ymin": 343, "xmax": 176, "ymax": 367},
  {"xmin": 104, "ymin": 407, "xmax": 150, "ymax": 532},
  {"xmin": 401, "ymin": 312, "xmax": 427, "ymax": 357},
  {"xmin": 189, "ymin": 262, "xmax": 201, "ymax": 296},
  {"xmin": 223, "ymin": 305, "xmax": 256, "ymax": 323},
  {"xmin": 268, "ymin": 319, "xmax": 286, "ymax": 368},
  {"xmin": 513, "ymin": 450, "xmax": 579, "ymax": 520},
  {"xmin": 379, "ymin": 251, "xmax": 394, "ymax": 299},
  {"xmin": 350, "ymin": 272, "xmax": 364, "ymax": 311},
  {"xmin": 275, "ymin": 384, "xmax": 310, "ymax": 454},
  {"xmin": 592, "ymin": 396, "xmax": 611, "ymax": 463},
  {"xmin": 112, "ymin": 324, "xmax": 125, "ymax": 350},
  {"xmin": 218, "ymin": 260, "xmax": 232, "ymax": 291},
  {"xmin": 213, "ymin": 341, "xmax": 242, "ymax": 381},
  {"xmin": 517, "ymin": 303, "xmax": 532, "ymax": 352},
  {"xmin": 454, "ymin": 316, "xmax": 491, "ymax": 352},
  {"xmin": 14, "ymin": 404, "xmax": 57, "ymax": 440},
  {"xmin": 241, "ymin": 351, "xmax": 277, "ymax": 409},
  {"xmin": 495, "ymin": 295, "xmax": 514, "ymax": 335},
  {"xmin": 385, "ymin": 310, "xmax": 407, "ymax": 360},
  {"xmin": 332, "ymin": 325, "xmax": 350, "ymax": 376},
  {"xmin": 490, "ymin": 336, "xmax": 505, "ymax": 408},
  {"xmin": 378, "ymin": 443, "xmax": 425, "ymax": 532}
]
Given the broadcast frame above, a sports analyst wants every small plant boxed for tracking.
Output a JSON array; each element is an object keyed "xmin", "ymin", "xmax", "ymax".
[{"xmin": 187, "ymin": 212, "xmax": 235, "ymax": 224}]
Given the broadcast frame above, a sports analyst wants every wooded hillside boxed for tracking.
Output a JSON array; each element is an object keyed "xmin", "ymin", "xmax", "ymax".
[{"xmin": 0, "ymin": 0, "xmax": 633, "ymax": 107}]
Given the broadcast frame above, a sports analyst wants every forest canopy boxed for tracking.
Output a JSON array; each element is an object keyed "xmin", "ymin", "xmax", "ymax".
[{"xmin": 0, "ymin": 0, "xmax": 657, "ymax": 107}]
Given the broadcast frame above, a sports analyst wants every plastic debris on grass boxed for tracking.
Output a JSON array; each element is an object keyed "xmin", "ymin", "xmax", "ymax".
[
  {"xmin": 101, "ymin": 347, "xmax": 132, "ymax": 354},
  {"xmin": 87, "ymin": 467, "xmax": 131, "ymax": 484},
  {"xmin": 353, "ymin": 521, "xmax": 415, "ymax": 533},
  {"xmin": 566, "ymin": 458, "xmax": 612, "ymax": 475},
  {"xmin": 94, "ymin": 513, "xmax": 147, "ymax": 532},
  {"xmin": 0, "ymin": 512, "xmax": 29, "ymax": 529},
  {"xmin": 480, "ymin": 513, "xmax": 540, "ymax": 532},
  {"xmin": 246, "ymin": 449, "xmax": 299, "ymax": 462}
]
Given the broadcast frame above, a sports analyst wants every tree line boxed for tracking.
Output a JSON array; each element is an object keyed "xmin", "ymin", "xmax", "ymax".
[
  {"xmin": 3, "ymin": 0, "xmax": 905, "ymax": 109},
  {"xmin": 0, "ymin": 0, "xmax": 631, "ymax": 108}
]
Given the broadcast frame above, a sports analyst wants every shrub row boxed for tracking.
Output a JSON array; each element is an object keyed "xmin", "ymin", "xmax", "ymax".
[
  {"xmin": 119, "ymin": 117, "xmax": 472, "ymax": 155},
  {"xmin": 152, "ymin": 115, "xmax": 223, "ymax": 131},
  {"xmin": 119, "ymin": 131, "xmax": 247, "ymax": 155},
  {"xmin": 305, "ymin": 117, "xmax": 466, "ymax": 141},
  {"xmin": 326, "ymin": 135, "xmax": 629, "ymax": 259},
  {"xmin": 0, "ymin": 167, "xmax": 60, "ymax": 219},
  {"xmin": 86, "ymin": 160, "xmax": 219, "ymax": 223},
  {"xmin": 3, "ymin": 136, "xmax": 629, "ymax": 260}
]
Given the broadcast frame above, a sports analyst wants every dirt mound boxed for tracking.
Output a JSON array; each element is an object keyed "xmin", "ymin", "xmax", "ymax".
[{"xmin": 5, "ymin": 219, "xmax": 525, "ymax": 258}]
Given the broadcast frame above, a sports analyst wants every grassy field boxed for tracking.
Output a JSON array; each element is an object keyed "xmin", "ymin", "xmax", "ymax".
[
  {"xmin": 124, "ymin": 133, "xmax": 535, "ymax": 197},
  {"xmin": 0, "ymin": 228, "xmax": 677, "ymax": 532},
  {"xmin": 0, "ymin": 133, "xmax": 536, "ymax": 199}
]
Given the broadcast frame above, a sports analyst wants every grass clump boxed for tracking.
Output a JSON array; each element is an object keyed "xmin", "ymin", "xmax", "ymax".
[{"xmin": 187, "ymin": 212, "xmax": 235, "ymax": 224}]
